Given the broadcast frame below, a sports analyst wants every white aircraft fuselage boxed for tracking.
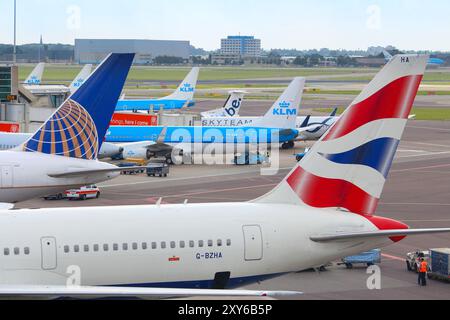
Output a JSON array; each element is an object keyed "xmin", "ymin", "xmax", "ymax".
[
  {"xmin": 0, "ymin": 151, "xmax": 119, "ymax": 203},
  {"xmin": 0, "ymin": 203, "xmax": 385, "ymax": 288}
]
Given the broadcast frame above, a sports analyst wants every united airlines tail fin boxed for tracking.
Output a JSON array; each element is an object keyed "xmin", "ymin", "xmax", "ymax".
[
  {"xmin": 24, "ymin": 63, "xmax": 45, "ymax": 85},
  {"xmin": 69, "ymin": 64, "xmax": 93, "ymax": 94},
  {"xmin": 329, "ymin": 108, "xmax": 338, "ymax": 117},
  {"xmin": 256, "ymin": 55, "xmax": 428, "ymax": 218},
  {"xmin": 255, "ymin": 77, "xmax": 305, "ymax": 129},
  {"xmin": 21, "ymin": 53, "xmax": 135, "ymax": 160},
  {"xmin": 163, "ymin": 67, "xmax": 199, "ymax": 101},
  {"xmin": 201, "ymin": 90, "xmax": 246, "ymax": 118}
]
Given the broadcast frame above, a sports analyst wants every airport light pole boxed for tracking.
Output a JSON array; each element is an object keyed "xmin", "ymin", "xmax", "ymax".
[{"xmin": 13, "ymin": 0, "xmax": 17, "ymax": 64}]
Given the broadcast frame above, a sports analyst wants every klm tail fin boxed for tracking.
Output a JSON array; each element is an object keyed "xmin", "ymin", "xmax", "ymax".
[
  {"xmin": 201, "ymin": 90, "xmax": 246, "ymax": 118},
  {"xmin": 255, "ymin": 55, "xmax": 429, "ymax": 216},
  {"xmin": 255, "ymin": 77, "xmax": 305, "ymax": 129},
  {"xmin": 21, "ymin": 53, "xmax": 135, "ymax": 160},
  {"xmin": 69, "ymin": 64, "xmax": 93, "ymax": 94},
  {"xmin": 163, "ymin": 67, "xmax": 199, "ymax": 101},
  {"xmin": 25, "ymin": 63, "xmax": 45, "ymax": 85}
]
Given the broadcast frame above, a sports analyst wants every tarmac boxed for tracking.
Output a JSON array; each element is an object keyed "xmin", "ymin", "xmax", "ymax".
[{"xmin": 16, "ymin": 120, "xmax": 450, "ymax": 300}]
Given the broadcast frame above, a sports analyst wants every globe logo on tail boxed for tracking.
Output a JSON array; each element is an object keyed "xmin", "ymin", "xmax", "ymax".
[{"xmin": 23, "ymin": 99, "xmax": 99, "ymax": 160}]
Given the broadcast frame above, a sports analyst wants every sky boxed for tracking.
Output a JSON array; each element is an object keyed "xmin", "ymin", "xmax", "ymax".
[{"xmin": 0, "ymin": 0, "xmax": 449, "ymax": 51}]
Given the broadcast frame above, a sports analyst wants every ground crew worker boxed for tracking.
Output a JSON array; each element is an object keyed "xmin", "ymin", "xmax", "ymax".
[{"xmin": 418, "ymin": 258, "xmax": 428, "ymax": 286}]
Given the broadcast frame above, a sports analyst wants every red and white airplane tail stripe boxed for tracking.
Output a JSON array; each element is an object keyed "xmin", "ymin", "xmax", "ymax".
[{"xmin": 257, "ymin": 55, "xmax": 429, "ymax": 221}]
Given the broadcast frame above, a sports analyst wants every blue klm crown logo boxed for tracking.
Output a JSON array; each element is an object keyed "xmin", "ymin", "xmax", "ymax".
[
  {"xmin": 27, "ymin": 76, "xmax": 40, "ymax": 85},
  {"xmin": 273, "ymin": 100, "xmax": 297, "ymax": 116},
  {"xmin": 180, "ymin": 83, "xmax": 194, "ymax": 93},
  {"xmin": 73, "ymin": 78, "xmax": 84, "ymax": 88}
]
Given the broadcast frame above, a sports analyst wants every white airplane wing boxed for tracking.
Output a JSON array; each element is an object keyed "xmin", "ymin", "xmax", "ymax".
[
  {"xmin": 48, "ymin": 167, "xmax": 148, "ymax": 178},
  {"xmin": 0, "ymin": 285, "xmax": 302, "ymax": 300},
  {"xmin": 310, "ymin": 228, "xmax": 450, "ymax": 242}
]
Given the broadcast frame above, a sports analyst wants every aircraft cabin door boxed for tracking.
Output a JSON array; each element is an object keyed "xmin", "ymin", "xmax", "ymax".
[
  {"xmin": 41, "ymin": 237, "xmax": 58, "ymax": 270},
  {"xmin": 1, "ymin": 166, "xmax": 13, "ymax": 188},
  {"xmin": 243, "ymin": 225, "xmax": 263, "ymax": 261}
]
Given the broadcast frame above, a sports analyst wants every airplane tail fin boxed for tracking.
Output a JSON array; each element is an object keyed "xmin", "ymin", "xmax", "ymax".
[
  {"xmin": 255, "ymin": 77, "xmax": 305, "ymax": 129},
  {"xmin": 69, "ymin": 64, "xmax": 93, "ymax": 94},
  {"xmin": 255, "ymin": 55, "xmax": 429, "ymax": 217},
  {"xmin": 163, "ymin": 67, "xmax": 199, "ymax": 101},
  {"xmin": 21, "ymin": 53, "xmax": 135, "ymax": 160},
  {"xmin": 201, "ymin": 90, "xmax": 246, "ymax": 118},
  {"xmin": 329, "ymin": 108, "xmax": 338, "ymax": 117},
  {"xmin": 25, "ymin": 63, "xmax": 45, "ymax": 85},
  {"xmin": 383, "ymin": 50, "xmax": 393, "ymax": 61}
]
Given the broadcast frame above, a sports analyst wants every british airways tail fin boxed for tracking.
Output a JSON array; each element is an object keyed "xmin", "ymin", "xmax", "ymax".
[
  {"xmin": 255, "ymin": 55, "xmax": 428, "ymax": 217},
  {"xmin": 255, "ymin": 77, "xmax": 305, "ymax": 129},
  {"xmin": 21, "ymin": 53, "xmax": 135, "ymax": 160},
  {"xmin": 201, "ymin": 90, "xmax": 246, "ymax": 118},
  {"xmin": 163, "ymin": 67, "xmax": 199, "ymax": 101},
  {"xmin": 69, "ymin": 64, "xmax": 93, "ymax": 94},
  {"xmin": 24, "ymin": 63, "xmax": 45, "ymax": 85}
]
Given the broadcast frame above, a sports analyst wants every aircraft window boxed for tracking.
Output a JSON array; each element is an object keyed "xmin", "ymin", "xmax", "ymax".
[
  {"xmin": 4, "ymin": 248, "xmax": 9, "ymax": 256},
  {"xmin": 122, "ymin": 243, "xmax": 128, "ymax": 251},
  {"xmin": 64, "ymin": 246, "xmax": 70, "ymax": 253},
  {"xmin": 217, "ymin": 240, "xmax": 223, "ymax": 247},
  {"xmin": 84, "ymin": 245, "xmax": 89, "ymax": 252},
  {"xmin": 113, "ymin": 244, "xmax": 119, "ymax": 251},
  {"xmin": 132, "ymin": 243, "xmax": 138, "ymax": 250},
  {"xmin": 24, "ymin": 247, "xmax": 30, "ymax": 255},
  {"xmin": 180, "ymin": 241, "xmax": 185, "ymax": 249},
  {"xmin": 227, "ymin": 239, "xmax": 231, "ymax": 246},
  {"xmin": 208, "ymin": 240, "xmax": 213, "ymax": 247},
  {"xmin": 142, "ymin": 243, "xmax": 148, "ymax": 250},
  {"xmin": 189, "ymin": 241, "xmax": 195, "ymax": 248},
  {"xmin": 103, "ymin": 244, "xmax": 109, "ymax": 252},
  {"xmin": 198, "ymin": 240, "xmax": 204, "ymax": 248},
  {"xmin": 170, "ymin": 241, "xmax": 176, "ymax": 249},
  {"xmin": 94, "ymin": 244, "xmax": 99, "ymax": 252},
  {"xmin": 74, "ymin": 245, "xmax": 80, "ymax": 253},
  {"xmin": 161, "ymin": 242, "xmax": 167, "ymax": 249}
]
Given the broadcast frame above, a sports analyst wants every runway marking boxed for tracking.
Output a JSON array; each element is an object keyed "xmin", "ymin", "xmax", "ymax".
[
  {"xmin": 382, "ymin": 254, "xmax": 405, "ymax": 262},
  {"xmin": 162, "ymin": 183, "xmax": 278, "ymax": 199},
  {"xmin": 380, "ymin": 202, "xmax": 450, "ymax": 207},
  {"xmin": 396, "ymin": 151, "xmax": 450, "ymax": 159},
  {"xmin": 100, "ymin": 167, "xmax": 291, "ymax": 189},
  {"xmin": 408, "ymin": 142, "xmax": 450, "ymax": 148},
  {"xmin": 401, "ymin": 219, "xmax": 450, "ymax": 223},
  {"xmin": 391, "ymin": 163, "xmax": 450, "ymax": 173},
  {"xmin": 409, "ymin": 125, "xmax": 450, "ymax": 132}
]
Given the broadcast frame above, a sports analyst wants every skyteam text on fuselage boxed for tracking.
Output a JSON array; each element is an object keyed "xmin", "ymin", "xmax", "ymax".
[{"xmin": 116, "ymin": 67, "xmax": 199, "ymax": 112}]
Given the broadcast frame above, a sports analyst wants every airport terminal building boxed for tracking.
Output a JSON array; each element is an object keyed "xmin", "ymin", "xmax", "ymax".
[{"xmin": 74, "ymin": 39, "xmax": 191, "ymax": 64}]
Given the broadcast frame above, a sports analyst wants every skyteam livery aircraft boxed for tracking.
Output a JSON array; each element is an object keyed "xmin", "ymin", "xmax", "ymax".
[
  {"xmin": 0, "ymin": 54, "xmax": 448, "ymax": 300},
  {"xmin": 116, "ymin": 67, "xmax": 200, "ymax": 112},
  {"xmin": 201, "ymin": 83, "xmax": 339, "ymax": 142},
  {"xmin": 0, "ymin": 53, "xmax": 135, "ymax": 203},
  {"xmin": 24, "ymin": 63, "xmax": 45, "ymax": 85},
  {"xmin": 201, "ymin": 90, "xmax": 247, "ymax": 118},
  {"xmin": 106, "ymin": 78, "xmax": 315, "ymax": 159}
]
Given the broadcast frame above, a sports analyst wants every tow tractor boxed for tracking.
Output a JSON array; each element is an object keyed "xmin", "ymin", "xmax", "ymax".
[{"xmin": 406, "ymin": 249, "xmax": 450, "ymax": 283}]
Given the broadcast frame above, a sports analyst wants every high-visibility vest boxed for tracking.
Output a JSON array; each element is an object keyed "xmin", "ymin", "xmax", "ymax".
[{"xmin": 420, "ymin": 261, "xmax": 428, "ymax": 273}]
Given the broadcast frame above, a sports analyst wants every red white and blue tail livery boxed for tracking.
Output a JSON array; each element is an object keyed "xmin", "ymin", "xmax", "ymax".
[{"xmin": 257, "ymin": 54, "xmax": 430, "ymax": 239}]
